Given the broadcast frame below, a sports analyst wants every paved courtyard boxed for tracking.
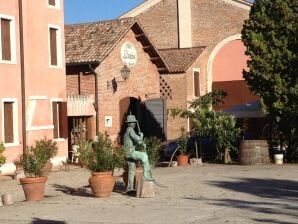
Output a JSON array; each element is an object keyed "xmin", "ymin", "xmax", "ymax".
[{"xmin": 0, "ymin": 164, "xmax": 297, "ymax": 224}]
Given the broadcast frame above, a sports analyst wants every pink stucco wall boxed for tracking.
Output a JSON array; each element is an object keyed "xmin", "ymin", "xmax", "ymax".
[
  {"xmin": 0, "ymin": 0, "xmax": 67, "ymax": 164},
  {"xmin": 212, "ymin": 39, "xmax": 248, "ymax": 82}
]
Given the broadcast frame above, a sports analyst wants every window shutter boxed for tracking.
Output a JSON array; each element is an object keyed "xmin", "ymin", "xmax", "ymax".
[
  {"xmin": 48, "ymin": 0, "xmax": 56, "ymax": 6},
  {"xmin": 52, "ymin": 102, "xmax": 58, "ymax": 138},
  {"xmin": 50, "ymin": 28, "xmax": 57, "ymax": 65},
  {"xmin": 4, "ymin": 102, "xmax": 14, "ymax": 143},
  {"xmin": 59, "ymin": 102, "xmax": 68, "ymax": 139},
  {"xmin": 194, "ymin": 71, "xmax": 200, "ymax": 97},
  {"xmin": 1, "ymin": 18, "xmax": 11, "ymax": 61}
]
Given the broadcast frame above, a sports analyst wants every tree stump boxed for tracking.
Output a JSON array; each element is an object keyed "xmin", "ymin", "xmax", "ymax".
[{"xmin": 136, "ymin": 180, "xmax": 155, "ymax": 198}]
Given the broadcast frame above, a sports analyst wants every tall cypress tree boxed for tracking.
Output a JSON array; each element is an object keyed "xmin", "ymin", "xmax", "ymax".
[{"xmin": 242, "ymin": 0, "xmax": 298, "ymax": 158}]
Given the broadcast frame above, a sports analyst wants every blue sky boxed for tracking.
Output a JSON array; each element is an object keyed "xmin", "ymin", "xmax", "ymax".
[
  {"xmin": 64, "ymin": 0, "xmax": 254, "ymax": 24},
  {"xmin": 64, "ymin": 0, "xmax": 145, "ymax": 24}
]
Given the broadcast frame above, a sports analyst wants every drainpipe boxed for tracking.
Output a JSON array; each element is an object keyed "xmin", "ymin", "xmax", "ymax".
[
  {"xmin": 88, "ymin": 64, "xmax": 99, "ymax": 135},
  {"xmin": 18, "ymin": 0, "xmax": 26, "ymax": 152}
]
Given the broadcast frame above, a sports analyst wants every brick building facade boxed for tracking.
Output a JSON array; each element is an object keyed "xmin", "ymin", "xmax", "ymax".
[
  {"xmin": 121, "ymin": 0, "xmax": 256, "ymax": 139},
  {"xmin": 65, "ymin": 19, "xmax": 168, "ymax": 146}
]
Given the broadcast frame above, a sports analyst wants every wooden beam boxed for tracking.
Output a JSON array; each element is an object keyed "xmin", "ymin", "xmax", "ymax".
[
  {"xmin": 150, "ymin": 57, "xmax": 160, "ymax": 61},
  {"xmin": 143, "ymin": 46, "xmax": 151, "ymax": 50},
  {"xmin": 135, "ymin": 33, "xmax": 144, "ymax": 38}
]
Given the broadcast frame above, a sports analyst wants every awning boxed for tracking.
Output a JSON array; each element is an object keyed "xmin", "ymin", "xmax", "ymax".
[{"xmin": 223, "ymin": 100, "xmax": 266, "ymax": 118}]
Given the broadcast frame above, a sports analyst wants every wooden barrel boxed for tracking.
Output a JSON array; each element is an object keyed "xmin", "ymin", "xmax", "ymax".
[{"xmin": 240, "ymin": 140, "xmax": 270, "ymax": 165}]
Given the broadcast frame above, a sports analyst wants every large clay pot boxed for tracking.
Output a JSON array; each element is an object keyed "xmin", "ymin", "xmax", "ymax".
[
  {"xmin": 89, "ymin": 172, "xmax": 116, "ymax": 198},
  {"xmin": 19, "ymin": 176, "xmax": 48, "ymax": 201},
  {"xmin": 177, "ymin": 154, "xmax": 189, "ymax": 166}
]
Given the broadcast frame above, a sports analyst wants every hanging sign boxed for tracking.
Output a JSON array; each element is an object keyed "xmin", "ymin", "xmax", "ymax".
[{"xmin": 121, "ymin": 42, "xmax": 137, "ymax": 67}]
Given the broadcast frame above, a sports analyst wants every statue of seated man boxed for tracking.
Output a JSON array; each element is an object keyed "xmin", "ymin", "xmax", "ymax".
[{"xmin": 123, "ymin": 114, "xmax": 153, "ymax": 193}]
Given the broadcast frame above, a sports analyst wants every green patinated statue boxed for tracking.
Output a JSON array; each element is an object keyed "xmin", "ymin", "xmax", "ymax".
[{"xmin": 123, "ymin": 114, "xmax": 153, "ymax": 193}]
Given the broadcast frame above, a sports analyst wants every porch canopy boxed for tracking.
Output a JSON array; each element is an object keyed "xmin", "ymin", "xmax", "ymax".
[{"xmin": 223, "ymin": 100, "xmax": 266, "ymax": 118}]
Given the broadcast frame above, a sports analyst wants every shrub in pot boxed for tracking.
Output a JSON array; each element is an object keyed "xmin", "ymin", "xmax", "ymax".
[
  {"xmin": 16, "ymin": 139, "xmax": 58, "ymax": 201},
  {"xmin": 82, "ymin": 133, "xmax": 118, "ymax": 198},
  {"xmin": 176, "ymin": 127, "xmax": 189, "ymax": 166},
  {"xmin": 0, "ymin": 142, "xmax": 6, "ymax": 167}
]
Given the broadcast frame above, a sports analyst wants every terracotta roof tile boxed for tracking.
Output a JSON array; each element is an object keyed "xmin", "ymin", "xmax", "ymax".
[
  {"xmin": 65, "ymin": 18, "xmax": 136, "ymax": 64},
  {"xmin": 159, "ymin": 47, "xmax": 205, "ymax": 73}
]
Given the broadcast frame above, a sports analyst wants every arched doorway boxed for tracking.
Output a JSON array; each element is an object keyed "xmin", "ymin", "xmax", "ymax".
[{"xmin": 118, "ymin": 97, "xmax": 167, "ymax": 143}]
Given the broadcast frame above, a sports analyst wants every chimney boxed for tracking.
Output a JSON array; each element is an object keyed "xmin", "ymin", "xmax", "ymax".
[{"xmin": 177, "ymin": 0, "xmax": 192, "ymax": 48}]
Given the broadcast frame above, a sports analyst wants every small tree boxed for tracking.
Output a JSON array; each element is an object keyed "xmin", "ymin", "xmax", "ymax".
[
  {"xmin": 171, "ymin": 90, "xmax": 240, "ymax": 163},
  {"xmin": 242, "ymin": 0, "xmax": 298, "ymax": 160}
]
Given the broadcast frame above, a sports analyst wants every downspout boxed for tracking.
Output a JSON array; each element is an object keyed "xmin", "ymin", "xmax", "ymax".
[
  {"xmin": 88, "ymin": 64, "xmax": 100, "ymax": 135},
  {"xmin": 18, "ymin": 0, "xmax": 26, "ymax": 152}
]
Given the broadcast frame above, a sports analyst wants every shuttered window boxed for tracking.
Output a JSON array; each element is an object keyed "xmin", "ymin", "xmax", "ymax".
[
  {"xmin": 49, "ymin": 28, "xmax": 57, "ymax": 66},
  {"xmin": 48, "ymin": 0, "xmax": 56, "ymax": 6},
  {"xmin": 4, "ymin": 102, "xmax": 14, "ymax": 143},
  {"xmin": 1, "ymin": 18, "xmax": 11, "ymax": 61},
  {"xmin": 52, "ymin": 102, "xmax": 68, "ymax": 139},
  {"xmin": 194, "ymin": 71, "xmax": 200, "ymax": 97}
]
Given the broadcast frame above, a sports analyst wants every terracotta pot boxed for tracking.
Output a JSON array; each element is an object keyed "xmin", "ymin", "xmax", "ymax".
[
  {"xmin": 19, "ymin": 176, "xmax": 48, "ymax": 201},
  {"xmin": 89, "ymin": 172, "xmax": 116, "ymax": 198},
  {"xmin": 42, "ymin": 160, "xmax": 53, "ymax": 176},
  {"xmin": 177, "ymin": 154, "xmax": 189, "ymax": 166}
]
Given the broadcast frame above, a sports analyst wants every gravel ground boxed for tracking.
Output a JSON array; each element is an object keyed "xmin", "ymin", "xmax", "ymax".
[{"xmin": 0, "ymin": 163, "xmax": 297, "ymax": 224}]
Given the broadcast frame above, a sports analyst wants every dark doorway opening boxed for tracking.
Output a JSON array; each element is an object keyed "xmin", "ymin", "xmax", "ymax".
[{"xmin": 118, "ymin": 97, "xmax": 167, "ymax": 144}]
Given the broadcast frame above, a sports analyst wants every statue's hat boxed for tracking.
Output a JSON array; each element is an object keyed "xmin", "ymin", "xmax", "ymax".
[{"xmin": 125, "ymin": 114, "xmax": 138, "ymax": 123}]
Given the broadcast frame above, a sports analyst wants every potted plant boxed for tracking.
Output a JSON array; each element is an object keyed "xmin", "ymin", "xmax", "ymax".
[
  {"xmin": 16, "ymin": 138, "xmax": 58, "ymax": 201},
  {"xmin": 39, "ymin": 138, "xmax": 58, "ymax": 175},
  {"xmin": 176, "ymin": 127, "xmax": 189, "ymax": 166},
  {"xmin": 0, "ymin": 142, "xmax": 6, "ymax": 174},
  {"xmin": 82, "ymin": 133, "xmax": 118, "ymax": 198}
]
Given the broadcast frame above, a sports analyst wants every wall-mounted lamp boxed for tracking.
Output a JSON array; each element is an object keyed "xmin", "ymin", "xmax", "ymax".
[{"xmin": 107, "ymin": 65, "xmax": 130, "ymax": 92}]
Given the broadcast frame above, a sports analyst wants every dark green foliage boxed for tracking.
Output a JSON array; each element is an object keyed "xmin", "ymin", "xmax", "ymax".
[
  {"xmin": 17, "ymin": 138, "xmax": 58, "ymax": 177},
  {"xmin": 143, "ymin": 137, "xmax": 161, "ymax": 166},
  {"xmin": 0, "ymin": 142, "xmax": 6, "ymax": 166},
  {"xmin": 83, "ymin": 133, "xmax": 119, "ymax": 173},
  {"xmin": 171, "ymin": 91, "xmax": 240, "ymax": 161},
  {"xmin": 177, "ymin": 127, "xmax": 188, "ymax": 155},
  {"xmin": 242, "ymin": 0, "xmax": 298, "ymax": 155}
]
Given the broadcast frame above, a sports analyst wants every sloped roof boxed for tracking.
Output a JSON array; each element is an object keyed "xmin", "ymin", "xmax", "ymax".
[
  {"xmin": 65, "ymin": 18, "xmax": 136, "ymax": 64},
  {"xmin": 159, "ymin": 47, "xmax": 205, "ymax": 73},
  {"xmin": 65, "ymin": 18, "xmax": 169, "ymax": 72}
]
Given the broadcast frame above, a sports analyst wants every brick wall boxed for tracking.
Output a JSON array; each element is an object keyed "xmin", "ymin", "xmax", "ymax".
[
  {"xmin": 160, "ymin": 73, "xmax": 187, "ymax": 139},
  {"xmin": 137, "ymin": 0, "xmax": 179, "ymax": 49},
  {"xmin": 95, "ymin": 29, "xmax": 160, "ymax": 140}
]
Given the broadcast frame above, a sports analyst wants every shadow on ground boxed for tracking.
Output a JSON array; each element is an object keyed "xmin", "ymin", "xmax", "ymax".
[
  {"xmin": 31, "ymin": 218, "xmax": 66, "ymax": 224},
  {"xmin": 184, "ymin": 178, "xmax": 298, "ymax": 224}
]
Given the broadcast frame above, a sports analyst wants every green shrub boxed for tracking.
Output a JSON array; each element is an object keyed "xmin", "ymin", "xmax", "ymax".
[
  {"xmin": 84, "ymin": 133, "xmax": 116, "ymax": 173},
  {"xmin": 177, "ymin": 127, "xmax": 188, "ymax": 155},
  {"xmin": 16, "ymin": 138, "xmax": 58, "ymax": 177},
  {"xmin": 0, "ymin": 142, "xmax": 6, "ymax": 166},
  {"xmin": 143, "ymin": 137, "xmax": 161, "ymax": 166}
]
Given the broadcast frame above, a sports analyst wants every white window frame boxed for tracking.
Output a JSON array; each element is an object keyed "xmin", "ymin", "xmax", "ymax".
[
  {"xmin": 46, "ymin": 0, "xmax": 61, "ymax": 10},
  {"xmin": 0, "ymin": 14, "xmax": 16, "ymax": 64},
  {"xmin": 1, "ymin": 98, "xmax": 19, "ymax": 147},
  {"xmin": 48, "ymin": 24, "xmax": 62, "ymax": 68},
  {"xmin": 51, "ymin": 98, "xmax": 64, "ymax": 140},
  {"xmin": 193, "ymin": 68, "xmax": 201, "ymax": 97}
]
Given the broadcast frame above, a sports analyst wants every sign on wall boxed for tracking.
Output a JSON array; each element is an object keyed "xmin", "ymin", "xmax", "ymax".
[
  {"xmin": 121, "ymin": 42, "xmax": 137, "ymax": 67},
  {"xmin": 104, "ymin": 116, "xmax": 112, "ymax": 127}
]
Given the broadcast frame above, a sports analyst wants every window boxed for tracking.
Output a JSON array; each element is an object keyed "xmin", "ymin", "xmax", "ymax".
[
  {"xmin": 48, "ymin": 0, "xmax": 56, "ymax": 6},
  {"xmin": 47, "ymin": 0, "xmax": 60, "ymax": 9},
  {"xmin": 2, "ymin": 99, "xmax": 18, "ymax": 145},
  {"xmin": 193, "ymin": 69, "xmax": 200, "ymax": 97},
  {"xmin": 48, "ymin": 25, "xmax": 62, "ymax": 67},
  {"xmin": 0, "ymin": 15, "xmax": 16, "ymax": 63},
  {"xmin": 52, "ymin": 101, "xmax": 67, "ymax": 139}
]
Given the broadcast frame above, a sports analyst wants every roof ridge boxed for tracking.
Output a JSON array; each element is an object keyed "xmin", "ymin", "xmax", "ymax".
[
  {"xmin": 65, "ymin": 17, "xmax": 136, "ymax": 27},
  {"xmin": 159, "ymin": 46, "xmax": 206, "ymax": 51}
]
